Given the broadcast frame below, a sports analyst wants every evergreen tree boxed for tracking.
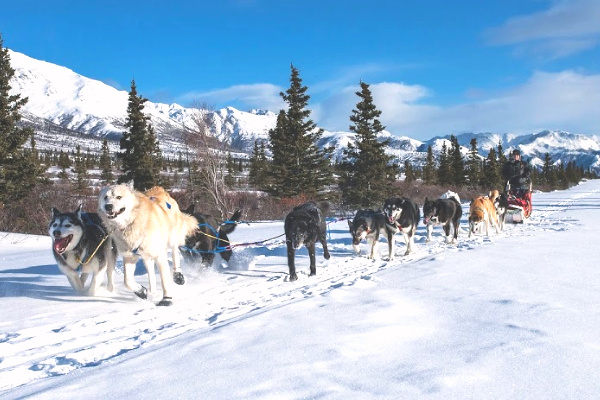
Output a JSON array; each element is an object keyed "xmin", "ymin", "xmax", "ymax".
[
  {"xmin": 481, "ymin": 147, "xmax": 501, "ymax": 188},
  {"xmin": 249, "ymin": 140, "xmax": 269, "ymax": 189},
  {"xmin": 542, "ymin": 153, "xmax": 553, "ymax": 185},
  {"xmin": 423, "ymin": 145, "xmax": 436, "ymax": 185},
  {"xmin": 497, "ymin": 140, "xmax": 507, "ymax": 182},
  {"xmin": 268, "ymin": 65, "xmax": 332, "ymax": 198},
  {"xmin": 0, "ymin": 34, "xmax": 44, "ymax": 204},
  {"xmin": 57, "ymin": 150, "xmax": 72, "ymax": 180},
  {"xmin": 99, "ymin": 139, "xmax": 114, "ymax": 184},
  {"xmin": 224, "ymin": 152, "xmax": 236, "ymax": 188},
  {"xmin": 118, "ymin": 79, "xmax": 162, "ymax": 191},
  {"xmin": 339, "ymin": 81, "xmax": 397, "ymax": 208},
  {"xmin": 403, "ymin": 160, "xmax": 415, "ymax": 186},
  {"xmin": 449, "ymin": 135, "xmax": 465, "ymax": 186},
  {"xmin": 466, "ymin": 138, "xmax": 481, "ymax": 187},
  {"xmin": 72, "ymin": 145, "xmax": 89, "ymax": 194},
  {"xmin": 437, "ymin": 142, "xmax": 451, "ymax": 186}
]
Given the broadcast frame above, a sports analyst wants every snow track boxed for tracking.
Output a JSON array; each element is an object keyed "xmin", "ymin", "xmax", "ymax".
[{"xmin": 0, "ymin": 184, "xmax": 598, "ymax": 392}]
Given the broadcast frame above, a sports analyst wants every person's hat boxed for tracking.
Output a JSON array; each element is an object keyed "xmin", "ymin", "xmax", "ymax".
[{"xmin": 512, "ymin": 149, "xmax": 521, "ymax": 156}]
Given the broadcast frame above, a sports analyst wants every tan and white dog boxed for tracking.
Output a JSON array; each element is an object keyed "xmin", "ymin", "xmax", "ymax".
[
  {"xmin": 98, "ymin": 182, "xmax": 198, "ymax": 306},
  {"xmin": 468, "ymin": 195, "xmax": 500, "ymax": 237}
]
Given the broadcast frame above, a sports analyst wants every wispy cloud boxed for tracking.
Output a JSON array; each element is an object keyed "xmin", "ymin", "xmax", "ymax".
[
  {"xmin": 177, "ymin": 83, "xmax": 285, "ymax": 112},
  {"xmin": 484, "ymin": 0, "xmax": 600, "ymax": 60}
]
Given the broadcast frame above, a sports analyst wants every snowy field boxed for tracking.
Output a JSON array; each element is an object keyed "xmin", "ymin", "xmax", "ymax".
[{"xmin": 1, "ymin": 180, "xmax": 600, "ymax": 399}]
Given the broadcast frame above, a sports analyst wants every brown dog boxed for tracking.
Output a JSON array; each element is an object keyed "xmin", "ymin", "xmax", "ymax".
[{"xmin": 468, "ymin": 195, "xmax": 500, "ymax": 237}]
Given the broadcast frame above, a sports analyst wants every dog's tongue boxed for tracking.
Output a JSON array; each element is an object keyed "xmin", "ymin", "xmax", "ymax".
[{"xmin": 53, "ymin": 236, "xmax": 71, "ymax": 253}]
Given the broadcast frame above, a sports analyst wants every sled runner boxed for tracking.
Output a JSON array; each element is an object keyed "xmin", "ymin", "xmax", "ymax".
[{"xmin": 504, "ymin": 179, "xmax": 532, "ymax": 223}]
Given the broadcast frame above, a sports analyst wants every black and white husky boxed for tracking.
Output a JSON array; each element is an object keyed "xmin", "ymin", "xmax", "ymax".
[
  {"xmin": 422, "ymin": 192, "xmax": 462, "ymax": 244},
  {"xmin": 382, "ymin": 197, "xmax": 420, "ymax": 258},
  {"xmin": 347, "ymin": 209, "xmax": 391, "ymax": 259},
  {"xmin": 48, "ymin": 205, "xmax": 116, "ymax": 296}
]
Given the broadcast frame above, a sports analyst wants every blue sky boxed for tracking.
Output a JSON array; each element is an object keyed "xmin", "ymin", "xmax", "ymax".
[{"xmin": 2, "ymin": 0, "xmax": 600, "ymax": 140}]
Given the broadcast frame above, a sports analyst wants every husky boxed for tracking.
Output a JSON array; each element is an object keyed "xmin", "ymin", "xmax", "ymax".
[
  {"xmin": 98, "ymin": 182, "xmax": 198, "ymax": 306},
  {"xmin": 182, "ymin": 205, "xmax": 242, "ymax": 268},
  {"xmin": 423, "ymin": 193, "xmax": 462, "ymax": 244},
  {"xmin": 489, "ymin": 189, "xmax": 508, "ymax": 231},
  {"xmin": 48, "ymin": 205, "xmax": 116, "ymax": 296},
  {"xmin": 347, "ymin": 209, "xmax": 390, "ymax": 259},
  {"xmin": 468, "ymin": 195, "xmax": 500, "ymax": 237},
  {"xmin": 382, "ymin": 197, "xmax": 420, "ymax": 258},
  {"xmin": 284, "ymin": 202, "xmax": 331, "ymax": 281}
]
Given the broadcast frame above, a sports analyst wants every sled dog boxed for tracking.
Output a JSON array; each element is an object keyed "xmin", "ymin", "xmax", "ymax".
[
  {"xmin": 98, "ymin": 182, "xmax": 198, "ymax": 306},
  {"xmin": 182, "ymin": 205, "xmax": 242, "ymax": 267},
  {"xmin": 284, "ymin": 202, "xmax": 330, "ymax": 281},
  {"xmin": 468, "ymin": 195, "xmax": 500, "ymax": 237},
  {"xmin": 348, "ymin": 209, "xmax": 391, "ymax": 259},
  {"xmin": 49, "ymin": 205, "xmax": 116, "ymax": 296},
  {"xmin": 489, "ymin": 189, "xmax": 508, "ymax": 231},
  {"xmin": 423, "ymin": 193, "xmax": 462, "ymax": 244},
  {"xmin": 382, "ymin": 197, "xmax": 420, "ymax": 258}
]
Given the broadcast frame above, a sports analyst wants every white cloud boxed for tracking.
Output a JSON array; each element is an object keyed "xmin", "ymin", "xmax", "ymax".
[
  {"xmin": 177, "ymin": 83, "xmax": 285, "ymax": 112},
  {"xmin": 484, "ymin": 0, "xmax": 600, "ymax": 59},
  {"xmin": 315, "ymin": 70, "xmax": 600, "ymax": 140}
]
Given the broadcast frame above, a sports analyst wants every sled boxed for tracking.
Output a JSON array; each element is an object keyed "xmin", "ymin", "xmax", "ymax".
[{"xmin": 504, "ymin": 179, "xmax": 532, "ymax": 223}]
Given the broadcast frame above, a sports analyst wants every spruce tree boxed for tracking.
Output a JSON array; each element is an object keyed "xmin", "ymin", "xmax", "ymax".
[
  {"xmin": 118, "ymin": 79, "xmax": 162, "ymax": 191},
  {"xmin": 449, "ymin": 135, "xmax": 465, "ymax": 186},
  {"xmin": 0, "ymin": 34, "xmax": 43, "ymax": 204},
  {"xmin": 249, "ymin": 140, "xmax": 269, "ymax": 189},
  {"xmin": 423, "ymin": 145, "xmax": 436, "ymax": 185},
  {"xmin": 481, "ymin": 147, "xmax": 500, "ymax": 188},
  {"xmin": 72, "ymin": 145, "xmax": 89, "ymax": 195},
  {"xmin": 57, "ymin": 150, "xmax": 72, "ymax": 180},
  {"xmin": 437, "ymin": 142, "xmax": 451, "ymax": 186},
  {"xmin": 99, "ymin": 139, "xmax": 114, "ymax": 183},
  {"xmin": 338, "ymin": 81, "xmax": 397, "ymax": 208},
  {"xmin": 268, "ymin": 65, "xmax": 332, "ymax": 198},
  {"xmin": 466, "ymin": 138, "xmax": 481, "ymax": 187}
]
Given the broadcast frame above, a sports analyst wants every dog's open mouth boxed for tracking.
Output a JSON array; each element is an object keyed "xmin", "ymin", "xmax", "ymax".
[
  {"xmin": 53, "ymin": 235, "xmax": 73, "ymax": 254},
  {"xmin": 106, "ymin": 207, "xmax": 126, "ymax": 219}
]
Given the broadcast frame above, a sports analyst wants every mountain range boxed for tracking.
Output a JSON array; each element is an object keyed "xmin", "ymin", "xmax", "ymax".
[{"xmin": 8, "ymin": 49, "xmax": 600, "ymax": 172}]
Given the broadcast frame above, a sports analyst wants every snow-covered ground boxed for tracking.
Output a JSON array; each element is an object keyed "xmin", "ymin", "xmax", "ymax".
[{"xmin": 1, "ymin": 181, "xmax": 600, "ymax": 399}]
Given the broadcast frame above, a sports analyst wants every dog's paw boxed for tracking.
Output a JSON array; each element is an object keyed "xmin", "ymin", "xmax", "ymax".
[
  {"xmin": 157, "ymin": 297, "xmax": 173, "ymax": 307},
  {"xmin": 134, "ymin": 286, "xmax": 148, "ymax": 300},
  {"xmin": 173, "ymin": 271, "xmax": 185, "ymax": 285}
]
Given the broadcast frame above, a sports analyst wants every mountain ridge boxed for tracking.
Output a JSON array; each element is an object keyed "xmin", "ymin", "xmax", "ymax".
[{"xmin": 8, "ymin": 49, "xmax": 600, "ymax": 172}]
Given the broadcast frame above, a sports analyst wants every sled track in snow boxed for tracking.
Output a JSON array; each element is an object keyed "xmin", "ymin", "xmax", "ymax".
[{"xmin": 0, "ymin": 187, "xmax": 597, "ymax": 392}]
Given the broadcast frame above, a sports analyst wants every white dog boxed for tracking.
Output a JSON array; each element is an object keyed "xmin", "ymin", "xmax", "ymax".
[{"xmin": 98, "ymin": 182, "xmax": 198, "ymax": 306}]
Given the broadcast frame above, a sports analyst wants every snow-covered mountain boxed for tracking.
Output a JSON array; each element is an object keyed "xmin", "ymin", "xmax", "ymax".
[{"xmin": 8, "ymin": 49, "xmax": 600, "ymax": 172}]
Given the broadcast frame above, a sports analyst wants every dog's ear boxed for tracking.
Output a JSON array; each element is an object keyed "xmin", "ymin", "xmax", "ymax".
[
  {"xmin": 347, "ymin": 219, "xmax": 353, "ymax": 229},
  {"xmin": 51, "ymin": 207, "xmax": 60, "ymax": 218},
  {"xmin": 76, "ymin": 204, "xmax": 84, "ymax": 221},
  {"xmin": 127, "ymin": 180, "xmax": 135, "ymax": 190},
  {"xmin": 184, "ymin": 204, "xmax": 195, "ymax": 214}
]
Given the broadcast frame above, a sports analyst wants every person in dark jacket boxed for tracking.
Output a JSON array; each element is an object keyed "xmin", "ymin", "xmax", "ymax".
[{"xmin": 502, "ymin": 149, "xmax": 531, "ymax": 191}]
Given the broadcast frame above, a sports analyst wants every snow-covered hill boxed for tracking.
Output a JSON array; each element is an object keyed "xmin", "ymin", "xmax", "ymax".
[{"xmin": 8, "ymin": 49, "xmax": 600, "ymax": 172}]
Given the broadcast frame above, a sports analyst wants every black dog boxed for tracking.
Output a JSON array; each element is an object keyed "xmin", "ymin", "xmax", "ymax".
[
  {"xmin": 422, "ymin": 196, "xmax": 462, "ymax": 244},
  {"xmin": 382, "ymin": 197, "xmax": 420, "ymax": 259},
  {"xmin": 348, "ymin": 209, "xmax": 390, "ymax": 259},
  {"xmin": 182, "ymin": 205, "xmax": 242, "ymax": 267},
  {"xmin": 284, "ymin": 202, "xmax": 331, "ymax": 281}
]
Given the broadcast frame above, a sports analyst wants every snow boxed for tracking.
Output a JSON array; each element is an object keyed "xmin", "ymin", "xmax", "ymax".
[{"xmin": 1, "ymin": 180, "xmax": 600, "ymax": 399}]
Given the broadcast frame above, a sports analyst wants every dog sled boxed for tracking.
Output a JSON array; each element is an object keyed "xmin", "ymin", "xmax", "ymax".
[{"xmin": 504, "ymin": 179, "xmax": 532, "ymax": 223}]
